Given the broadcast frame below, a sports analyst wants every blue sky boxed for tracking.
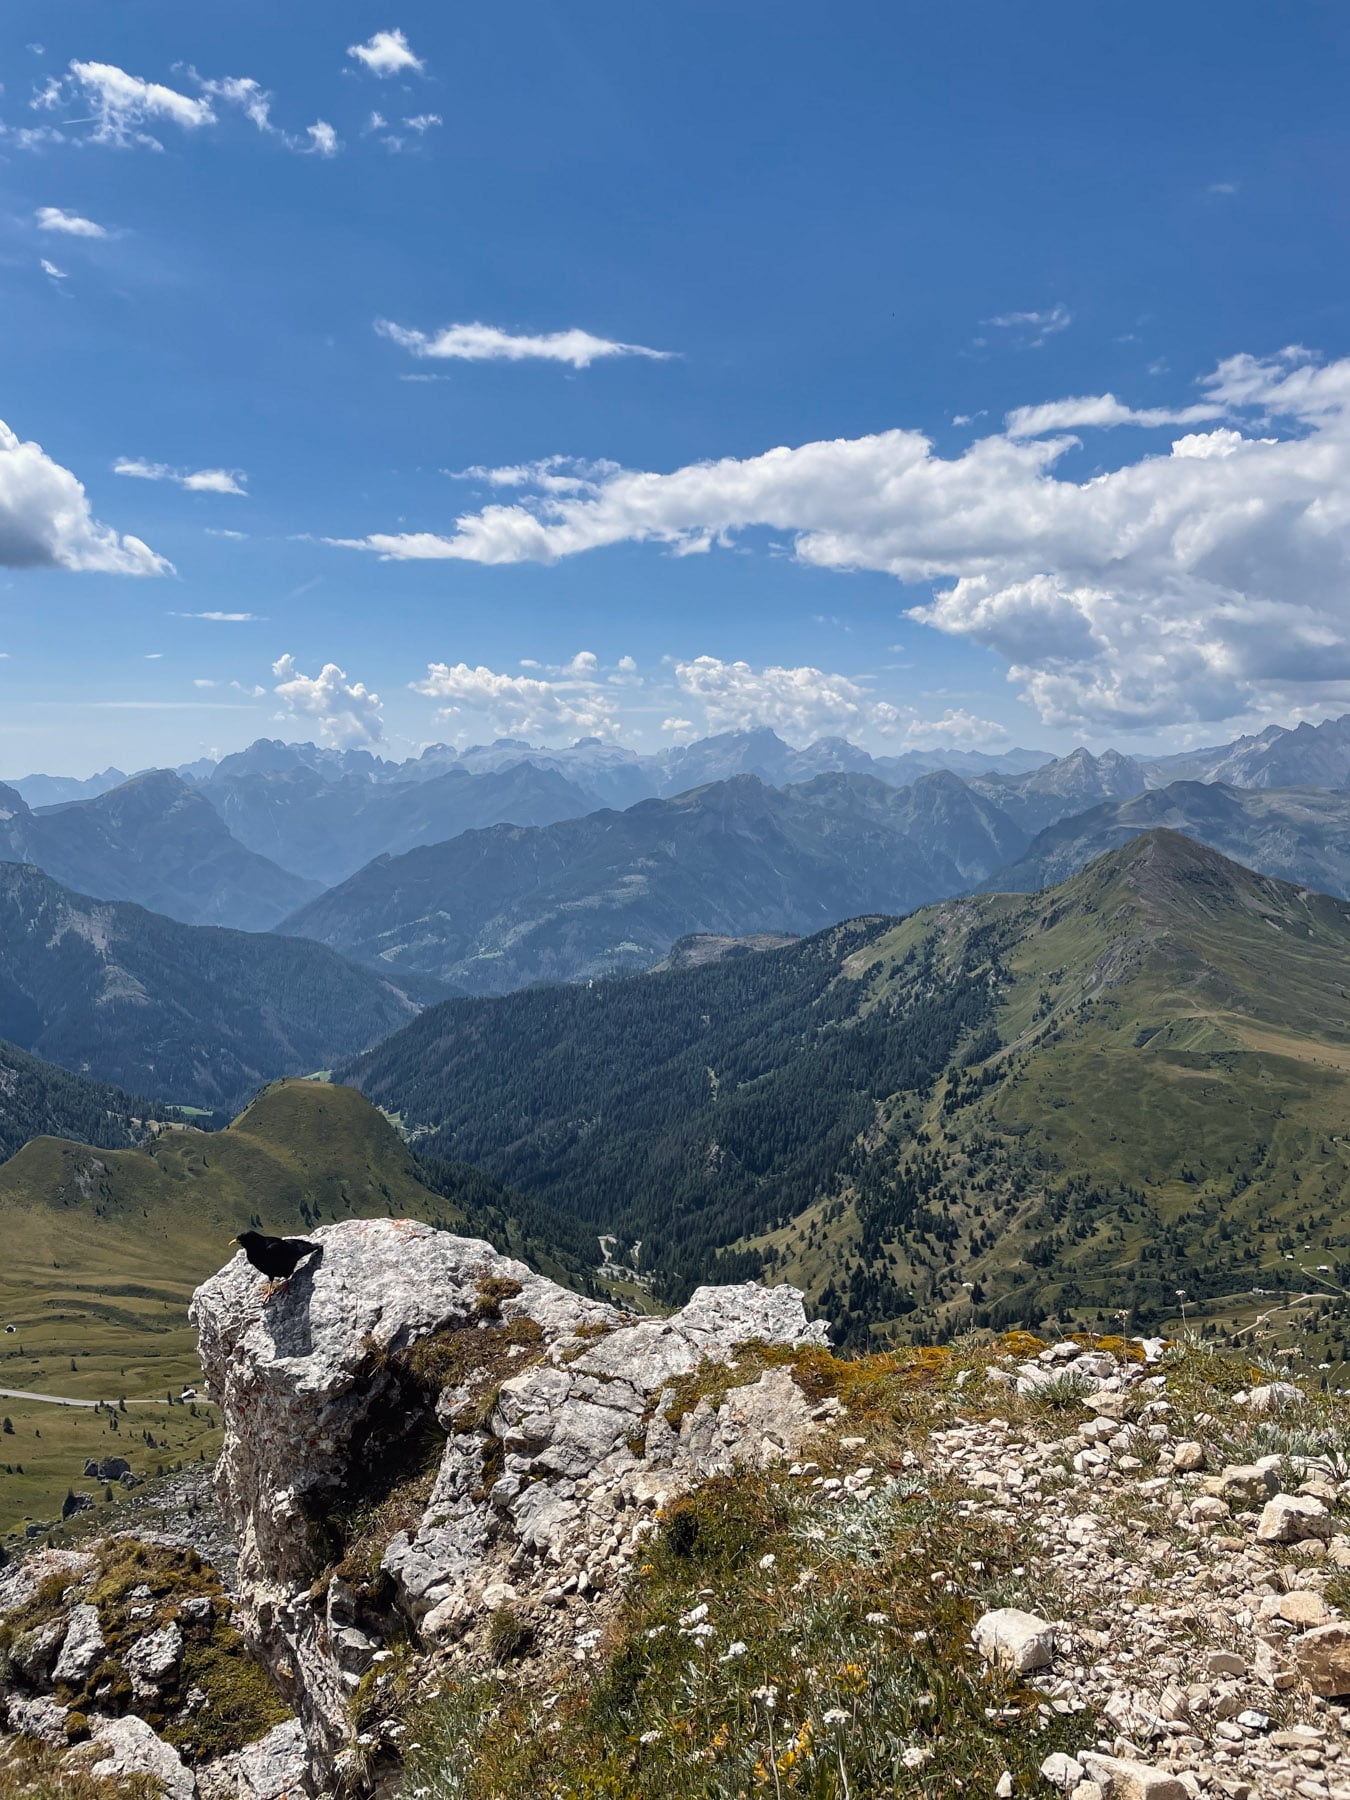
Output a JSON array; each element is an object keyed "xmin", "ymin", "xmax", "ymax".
[{"xmin": 3, "ymin": 1, "xmax": 1350, "ymax": 774}]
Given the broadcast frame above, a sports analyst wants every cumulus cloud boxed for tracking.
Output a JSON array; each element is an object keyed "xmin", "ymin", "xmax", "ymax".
[
  {"xmin": 39, "ymin": 259, "xmax": 66, "ymax": 281},
  {"xmin": 328, "ymin": 347, "xmax": 1350, "ymax": 732},
  {"xmin": 347, "ymin": 29, "xmax": 424, "ymax": 76},
  {"xmin": 36, "ymin": 206, "xmax": 107, "ymax": 237},
  {"xmin": 272, "ymin": 654, "xmax": 383, "ymax": 746},
  {"xmin": 411, "ymin": 654, "xmax": 621, "ymax": 740},
  {"xmin": 375, "ymin": 319, "xmax": 671, "ymax": 370},
  {"xmin": 306, "ymin": 121, "xmax": 340, "ymax": 157},
  {"xmin": 673, "ymin": 656, "xmax": 901, "ymax": 739},
  {"xmin": 0, "ymin": 420, "xmax": 169, "ymax": 574}
]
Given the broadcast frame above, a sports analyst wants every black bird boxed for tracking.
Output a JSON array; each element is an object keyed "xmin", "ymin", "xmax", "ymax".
[{"xmin": 233, "ymin": 1230, "xmax": 321, "ymax": 1302}]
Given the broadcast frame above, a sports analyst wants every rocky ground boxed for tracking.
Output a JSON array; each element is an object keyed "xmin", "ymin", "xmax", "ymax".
[{"xmin": 3, "ymin": 1220, "xmax": 1350, "ymax": 1797}]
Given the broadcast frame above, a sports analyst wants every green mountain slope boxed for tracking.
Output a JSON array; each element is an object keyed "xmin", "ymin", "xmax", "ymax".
[
  {"xmin": 0, "ymin": 860, "xmax": 422, "ymax": 1109},
  {"xmin": 0, "ymin": 1080, "xmax": 592, "ymax": 1541},
  {"xmin": 0, "ymin": 1037, "xmax": 146, "ymax": 1164},
  {"xmin": 345, "ymin": 831, "xmax": 1350, "ymax": 1359}
]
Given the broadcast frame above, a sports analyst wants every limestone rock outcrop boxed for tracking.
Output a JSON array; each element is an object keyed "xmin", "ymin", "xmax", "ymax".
[{"xmin": 189, "ymin": 1217, "xmax": 830, "ymax": 1793}]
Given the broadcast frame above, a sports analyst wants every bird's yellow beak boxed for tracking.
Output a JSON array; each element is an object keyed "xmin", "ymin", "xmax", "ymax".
[{"xmin": 230, "ymin": 1236, "xmax": 240, "ymax": 1245}]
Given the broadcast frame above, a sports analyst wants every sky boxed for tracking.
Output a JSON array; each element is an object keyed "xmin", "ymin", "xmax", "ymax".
[{"xmin": 2, "ymin": 1, "xmax": 1350, "ymax": 775}]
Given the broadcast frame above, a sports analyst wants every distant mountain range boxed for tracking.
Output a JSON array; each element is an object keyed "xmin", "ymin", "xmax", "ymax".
[
  {"xmin": 0, "ymin": 862, "xmax": 420, "ymax": 1108},
  {"xmin": 345, "ymin": 830, "xmax": 1350, "ymax": 1344},
  {"xmin": 280, "ymin": 770, "xmax": 1030, "ymax": 992},
  {"xmin": 4, "ymin": 711, "xmax": 1350, "ymax": 982},
  {"xmin": 994, "ymin": 781, "xmax": 1350, "ymax": 896},
  {"xmin": 0, "ymin": 769, "xmax": 317, "ymax": 931}
]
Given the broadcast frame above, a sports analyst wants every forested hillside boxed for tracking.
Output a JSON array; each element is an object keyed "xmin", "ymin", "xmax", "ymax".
[
  {"xmin": 348, "ymin": 832, "xmax": 1350, "ymax": 1362},
  {"xmin": 0, "ymin": 862, "xmax": 421, "ymax": 1109},
  {"xmin": 0, "ymin": 1037, "xmax": 146, "ymax": 1164}
]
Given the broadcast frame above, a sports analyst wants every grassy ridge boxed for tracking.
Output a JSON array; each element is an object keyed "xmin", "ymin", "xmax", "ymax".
[{"xmin": 0, "ymin": 1081, "xmax": 586, "ymax": 1543}]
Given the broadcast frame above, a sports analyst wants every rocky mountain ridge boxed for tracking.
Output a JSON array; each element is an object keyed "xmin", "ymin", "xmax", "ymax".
[{"xmin": 7, "ymin": 1221, "xmax": 1350, "ymax": 1798}]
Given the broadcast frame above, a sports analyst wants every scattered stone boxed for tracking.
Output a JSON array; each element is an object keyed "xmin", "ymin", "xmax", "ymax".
[
  {"xmin": 1173, "ymin": 1441, "xmax": 1206, "ymax": 1472},
  {"xmin": 1248, "ymin": 1383, "xmax": 1306, "ymax": 1414},
  {"xmin": 1079, "ymin": 1752, "xmax": 1188, "ymax": 1799},
  {"xmin": 1042, "ymin": 1753, "xmax": 1086, "ymax": 1791},
  {"xmin": 1294, "ymin": 1623, "xmax": 1350, "ymax": 1698},
  {"xmin": 1281, "ymin": 1591, "xmax": 1331, "ymax": 1628},
  {"xmin": 972, "ymin": 1607, "xmax": 1055, "ymax": 1673},
  {"xmin": 1257, "ymin": 1494, "xmax": 1333, "ymax": 1544}
]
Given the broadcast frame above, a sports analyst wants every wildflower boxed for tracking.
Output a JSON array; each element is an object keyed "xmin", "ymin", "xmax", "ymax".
[
  {"xmin": 718, "ymin": 1640, "xmax": 748, "ymax": 1663},
  {"xmin": 679, "ymin": 1602, "xmax": 709, "ymax": 1627},
  {"xmin": 865, "ymin": 1612, "xmax": 888, "ymax": 1625},
  {"xmin": 639, "ymin": 1730, "xmax": 660, "ymax": 1745},
  {"xmin": 822, "ymin": 1707, "xmax": 850, "ymax": 1726},
  {"xmin": 838, "ymin": 1662, "xmax": 867, "ymax": 1693},
  {"xmin": 911, "ymin": 1630, "xmax": 930, "ymax": 1645},
  {"xmin": 759, "ymin": 1552, "xmax": 777, "ymax": 1571},
  {"xmin": 751, "ymin": 1685, "xmax": 779, "ymax": 1711}
]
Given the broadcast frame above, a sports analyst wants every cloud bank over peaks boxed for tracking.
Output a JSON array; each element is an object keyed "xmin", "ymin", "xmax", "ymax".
[
  {"xmin": 411, "ymin": 652, "xmax": 624, "ymax": 739},
  {"xmin": 672, "ymin": 656, "xmax": 901, "ymax": 739},
  {"xmin": 0, "ymin": 420, "xmax": 169, "ymax": 574},
  {"xmin": 375, "ymin": 319, "xmax": 673, "ymax": 369},
  {"xmin": 330, "ymin": 347, "xmax": 1350, "ymax": 734},
  {"xmin": 272, "ymin": 655, "xmax": 383, "ymax": 746}
]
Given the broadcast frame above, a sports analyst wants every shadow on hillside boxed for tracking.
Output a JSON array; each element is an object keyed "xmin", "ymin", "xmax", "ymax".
[{"xmin": 259, "ymin": 1248, "xmax": 324, "ymax": 1358}]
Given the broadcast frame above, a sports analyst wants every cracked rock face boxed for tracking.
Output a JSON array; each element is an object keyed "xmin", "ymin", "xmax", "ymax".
[{"xmin": 190, "ymin": 1217, "xmax": 828, "ymax": 1794}]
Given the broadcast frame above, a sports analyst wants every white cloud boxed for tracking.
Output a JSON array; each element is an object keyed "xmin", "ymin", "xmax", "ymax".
[
  {"xmin": 204, "ymin": 527, "xmax": 246, "ymax": 540},
  {"xmin": 375, "ymin": 319, "xmax": 671, "ymax": 370},
  {"xmin": 36, "ymin": 206, "xmax": 107, "ymax": 238},
  {"xmin": 196, "ymin": 75, "xmax": 274, "ymax": 132},
  {"xmin": 328, "ymin": 346, "xmax": 1350, "ymax": 734},
  {"xmin": 1004, "ymin": 393, "xmax": 1227, "ymax": 438},
  {"xmin": 114, "ymin": 457, "xmax": 246, "ymax": 496},
  {"xmin": 985, "ymin": 303, "xmax": 1072, "ymax": 346},
  {"xmin": 272, "ymin": 654, "xmax": 383, "ymax": 746},
  {"xmin": 672, "ymin": 656, "xmax": 901, "ymax": 740},
  {"xmin": 57, "ymin": 61, "xmax": 214, "ymax": 150},
  {"xmin": 306, "ymin": 120, "xmax": 340, "ymax": 157},
  {"xmin": 175, "ymin": 611, "xmax": 261, "ymax": 621},
  {"xmin": 0, "ymin": 419, "xmax": 169, "ymax": 574},
  {"xmin": 193, "ymin": 678, "xmax": 218, "ymax": 688},
  {"xmin": 898, "ymin": 708, "xmax": 1007, "ymax": 749},
  {"xmin": 39, "ymin": 258, "xmax": 66, "ymax": 280},
  {"xmin": 347, "ymin": 29, "xmax": 424, "ymax": 77},
  {"xmin": 411, "ymin": 656, "xmax": 621, "ymax": 740},
  {"xmin": 403, "ymin": 113, "xmax": 441, "ymax": 133}
]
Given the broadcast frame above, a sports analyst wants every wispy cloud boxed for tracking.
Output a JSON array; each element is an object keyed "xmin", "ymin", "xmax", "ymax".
[
  {"xmin": 984, "ymin": 303, "xmax": 1072, "ymax": 347},
  {"xmin": 172, "ymin": 610, "xmax": 263, "ymax": 622},
  {"xmin": 36, "ymin": 206, "xmax": 107, "ymax": 238},
  {"xmin": 114, "ymin": 457, "xmax": 247, "ymax": 496},
  {"xmin": 375, "ymin": 319, "xmax": 672, "ymax": 370}
]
